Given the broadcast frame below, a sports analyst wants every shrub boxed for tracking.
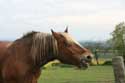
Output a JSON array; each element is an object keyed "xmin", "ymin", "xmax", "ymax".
[
  {"xmin": 52, "ymin": 62, "xmax": 74, "ymax": 68},
  {"xmin": 102, "ymin": 60, "xmax": 112, "ymax": 65},
  {"xmin": 59, "ymin": 64, "xmax": 74, "ymax": 68}
]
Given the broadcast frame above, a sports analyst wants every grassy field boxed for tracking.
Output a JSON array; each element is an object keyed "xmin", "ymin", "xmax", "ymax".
[{"xmin": 38, "ymin": 66, "xmax": 115, "ymax": 83}]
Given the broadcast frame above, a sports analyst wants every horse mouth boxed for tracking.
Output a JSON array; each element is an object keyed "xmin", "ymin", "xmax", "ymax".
[{"xmin": 79, "ymin": 60, "xmax": 89, "ymax": 69}]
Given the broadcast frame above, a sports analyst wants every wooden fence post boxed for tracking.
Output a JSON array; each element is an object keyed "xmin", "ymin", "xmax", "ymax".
[{"xmin": 112, "ymin": 56, "xmax": 125, "ymax": 83}]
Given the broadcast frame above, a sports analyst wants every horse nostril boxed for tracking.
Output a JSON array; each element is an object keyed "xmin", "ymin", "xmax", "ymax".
[{"xmin": 86, "ymin": 55, "xmax": 92, "ymax": 60}]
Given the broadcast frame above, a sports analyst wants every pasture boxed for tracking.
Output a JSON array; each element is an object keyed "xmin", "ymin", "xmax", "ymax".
[{"xmin": 38, "ymin": 66, "xmax": 115, "ymax": 83}]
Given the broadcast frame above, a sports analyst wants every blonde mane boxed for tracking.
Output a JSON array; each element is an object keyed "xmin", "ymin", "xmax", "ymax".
[
  {"xmin": 27, "ymin": 32, "xmax": 83, "ymax": 66},
  {"xmin": 30, "ymin": 32, "xmax": 58, "ymax": 65}
]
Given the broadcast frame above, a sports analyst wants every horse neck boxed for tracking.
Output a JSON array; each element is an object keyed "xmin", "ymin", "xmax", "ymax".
[{"xmin": 31, "ymin": 33, "xmax": 58, "ymax": 67}]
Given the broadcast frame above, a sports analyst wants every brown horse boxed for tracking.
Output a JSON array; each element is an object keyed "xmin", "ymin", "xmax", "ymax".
[
  {"xmin": 0, "ymin": 28, "xmax": 93, "ymax": 83},
  {"xmin": 0, "ymin": 41, "xmax": 11, "ymax": 82},
  {"xmin": 0, "ymin": 41, "xmax": 12, "ymax": 63},
  {"xmin": 0, "ymin": 41, "xmax": 11, "ymax": 66}
]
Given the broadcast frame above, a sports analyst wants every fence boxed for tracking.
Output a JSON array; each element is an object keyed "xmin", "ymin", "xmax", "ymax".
[
  {"xmin": 93, "ymin": 50, "xmax": 125, "ymax": 65},
  {"xmin": 112, "ymin": 56, "xmax": 125, "ymax": 83},
  {"xmin": 93, "ymin": 50, "xmax": 125, "ymax": 83}
]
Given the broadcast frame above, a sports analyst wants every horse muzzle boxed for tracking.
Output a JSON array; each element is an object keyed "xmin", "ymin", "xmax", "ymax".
[
  {"xmin": 79, "ymin": 55, "xmax": 93, "ymax": 69},
  {"xmin": 79, "ymin": 58, "xmax": 89, "ymax": 69}
]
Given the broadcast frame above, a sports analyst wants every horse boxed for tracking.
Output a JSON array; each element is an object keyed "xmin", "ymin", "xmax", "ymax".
[
  {"xmin": 0, "ymin": 28, "xmax": 93, "ymax": 83},
  {"xmin": 0, "ymin": 41, "xmax": 11, "ymax": 57},
  {"xmin": 0, "ymin": 41, "xmax": 11, "ymax": 82},
  {"xmin": 0, "ymin": 41, "xmax": 12, "ymax": 63},
  {"xmin": 0, "ymin": 41, "xmax": 11, "ymax": 66}
]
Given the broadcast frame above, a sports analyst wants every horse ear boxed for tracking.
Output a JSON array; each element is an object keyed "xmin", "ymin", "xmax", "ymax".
[
  {"xmin": 51, "ymin": 29, "xmax": 54, "ymax": 34},
  {"xmin": 64, "ymin": 26, "xmax": 68, "ymax": 33},
  {"xmin": 51, "ymin": 29, "xmax": 58, "ymax": 38}
]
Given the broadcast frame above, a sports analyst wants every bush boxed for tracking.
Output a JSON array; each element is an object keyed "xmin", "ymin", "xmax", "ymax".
[
  {"xmin": 89, "ymin": 62, "xmax": 97, "ymax": 66},
  {"xmin": 51, "ymin": 62, "xmax": 60, "ymax": 67},
  {"xmin": 59, "ymin": 64, "xmax": 74, "ymax": 68},
  {"xmin": 52, "ymin": 63, "xmax": 74, "ymax": 68},
  {"xmin": 102, "ymin": 60, "xmax": 112, "ymax": 65},
  {"xmin": 42, "ymin": 66, "xmax": 47, "ymax": 70}
]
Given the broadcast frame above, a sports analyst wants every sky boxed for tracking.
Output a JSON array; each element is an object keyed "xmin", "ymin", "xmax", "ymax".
[{"xmin": 0, "ymin": 0, "xmax": 125, "ymax": 41}]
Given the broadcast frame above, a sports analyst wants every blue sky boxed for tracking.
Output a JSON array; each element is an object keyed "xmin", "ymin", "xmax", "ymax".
[{"xmin": 0, "ymin": 0, "xmax": 125, "ymax": 41}]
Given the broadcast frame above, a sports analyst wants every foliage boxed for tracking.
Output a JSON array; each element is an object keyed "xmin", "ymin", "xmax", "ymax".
[
  {"xmin": 44, "ymin": 60, "xmax": 60, "ymax": 68},
  {"xmin": 111, "ymin": 22, "xmax": 125, "ymax": 59},
  {"xmin": 52, "ymin": 62, "xmax": 74, "ymax": 68},
  {"xmin": 102, "ymin": 60, "xmax": 112, "ymax": 66},
  {"xmin": 44, "ymin": 60, "xmax": 74, "ymax": 68}
]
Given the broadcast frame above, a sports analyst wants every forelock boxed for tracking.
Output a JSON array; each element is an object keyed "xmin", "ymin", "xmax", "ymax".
[{"xmin": 60, "ymin": 33, "xmax": 83, "ymax": 47}]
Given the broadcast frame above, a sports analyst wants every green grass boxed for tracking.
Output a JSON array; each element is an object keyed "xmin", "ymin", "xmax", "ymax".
[{"xmin": 38, "ymin": 66, "xmax": 115, "ymax": 83}]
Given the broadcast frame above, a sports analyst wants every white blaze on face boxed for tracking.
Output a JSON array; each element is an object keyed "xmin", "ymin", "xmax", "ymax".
[
  {"xmin": 61, "ymin": 33, "xmax": 93, "ymax": 62},
  {"xmin": 60, "ymin": 33, "xmax": 84, "ymax": 48}
]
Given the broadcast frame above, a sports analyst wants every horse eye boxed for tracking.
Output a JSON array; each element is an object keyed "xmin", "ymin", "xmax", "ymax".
[
  {"xmin": 60, "ymin": 34, "xmax": 64, "ymax": 38},
  {"xmin": 63, "ymin": 41, "xmax": 70, "ymax": 47}
]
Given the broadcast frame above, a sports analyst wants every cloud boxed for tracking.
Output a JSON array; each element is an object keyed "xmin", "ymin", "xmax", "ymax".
[
  {"xmin": 48, "ymin": 10, "xmax": 125, "ymax": 25},
  {"xmin": 0, "ymin": 0, "xmax": 124, "ymax": 41}
]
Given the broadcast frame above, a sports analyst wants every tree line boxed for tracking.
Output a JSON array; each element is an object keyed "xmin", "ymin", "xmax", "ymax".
[{"xmin": 80, "ymin": 22, "xmax": 125, "ymax": 62}]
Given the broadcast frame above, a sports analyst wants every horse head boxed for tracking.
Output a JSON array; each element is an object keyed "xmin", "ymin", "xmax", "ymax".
[{"xmin": 51, "ymin": 28, "xmax": 93, "ymax": 69}]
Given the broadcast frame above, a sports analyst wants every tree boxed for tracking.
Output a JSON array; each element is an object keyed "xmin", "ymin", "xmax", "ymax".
[{"xmin": 111, "ymin": 22, "xmax": 125, "ymax": 59}]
